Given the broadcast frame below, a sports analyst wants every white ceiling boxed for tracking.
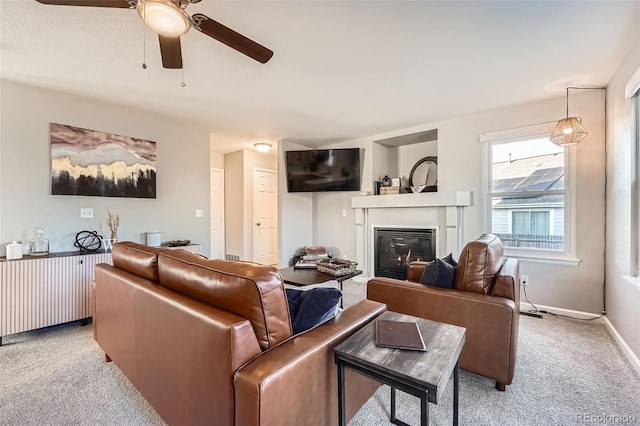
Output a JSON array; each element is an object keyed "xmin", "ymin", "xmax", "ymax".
[{"xmin": 2, "ymin": 0, "xmax": 639, "ymax": 154}]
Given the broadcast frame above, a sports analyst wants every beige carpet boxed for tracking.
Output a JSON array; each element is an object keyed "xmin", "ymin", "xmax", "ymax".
[{"xmin": 1, "ymin": 283, "xmax": 639, "ymax": 425}]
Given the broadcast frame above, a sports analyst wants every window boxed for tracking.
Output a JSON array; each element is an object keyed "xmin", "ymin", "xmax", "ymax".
[
  {"xmin": 512, "ymin": 210, "xmax": 551, "ymax": 235},
  {"xmin": 632, "ymin": 94, "xmax": 640, "ymax": 276},
  {"xmin": 481, "ymin": 123, "xmax": 575, "ymax": 259},
  {"xmin": 627, "ymin": 66, "xmax": 640, "ymax": 276}
]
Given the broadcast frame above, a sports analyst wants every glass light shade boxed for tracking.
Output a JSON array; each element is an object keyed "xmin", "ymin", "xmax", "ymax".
[
  {"xmin": 137, "ymin": 0, "xmax": 191, "ymax": 37},
  {"xmin": 254, "ymin": 143, "xmax": 272, "ymax": 153},
  {"xmin": 550, "ymin": 117, "xmax": 588, "ymax": 146}
]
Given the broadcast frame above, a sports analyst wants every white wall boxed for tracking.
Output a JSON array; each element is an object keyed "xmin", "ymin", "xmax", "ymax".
[
  {"xmin": 224, "ymin": 149, "xmax": 277, "ymax": 261},
  {"xmin": 281, "ymin": 90, "xmax": 606, "ymax": 314},
  {"xmin": 605, "ymin": 37, "xmax": 640, "ymax": 360},
  {"xmin": 278, "ymin": 141, "xmax": 314, "ymax": 266},
  {"xmin": 0, "ymin": 80, "xmax": 211, "ymax": 256}
]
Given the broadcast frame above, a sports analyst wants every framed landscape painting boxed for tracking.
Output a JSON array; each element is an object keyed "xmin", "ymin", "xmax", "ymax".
[{"xmin": 50, "ymin": 123, "xmax": 157, "ymax": 198}]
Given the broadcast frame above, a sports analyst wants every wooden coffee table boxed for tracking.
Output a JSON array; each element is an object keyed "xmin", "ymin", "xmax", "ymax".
[
  {"xmin": 278, "ymin": 266, "xmax": 362, "ymax": 307},
  {"xmin": 334, "ymin": 311, "xmax": 466, "ymax": 426}
]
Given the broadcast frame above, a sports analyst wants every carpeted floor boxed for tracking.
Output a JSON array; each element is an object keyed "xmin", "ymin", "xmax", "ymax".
[{"xmin": 1, "ymin": 310, "xmax": 639, "ymax": 425}]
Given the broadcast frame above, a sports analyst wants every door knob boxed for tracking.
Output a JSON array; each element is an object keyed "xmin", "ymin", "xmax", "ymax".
[{"xmin": 256, "ymin": 222, "xmax": 262, "ymax": 226}]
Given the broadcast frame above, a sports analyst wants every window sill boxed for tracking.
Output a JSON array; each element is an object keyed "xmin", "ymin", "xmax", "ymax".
[
  {"xmin": 622, "ymin": 275, "xmax": 640, "ymax": 292},
  {"xmin": 505, "ymin": 253, "xmax": 581, "ymax": 266}
]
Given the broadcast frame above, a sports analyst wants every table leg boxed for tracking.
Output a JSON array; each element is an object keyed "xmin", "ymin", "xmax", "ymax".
[
  {"xmin": 339, "ymin": 280, "xmax": 344, "ymax": 308},
  {"xmin": 390, "ymin": 386, "xmax": 396, "ymax": 422},
  {"xmin": 421, "ymin": 392, "xmax": 429, "ymax": 426},
  {"xmin": 453, "ymin": 360, "xmax": 459, "ymax": 426},
  {"xmin": 338, "ymin": 361, "xmax": 346, "ymax": 426}
]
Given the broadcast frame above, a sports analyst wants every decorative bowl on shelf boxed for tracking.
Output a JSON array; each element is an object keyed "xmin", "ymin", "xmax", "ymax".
[{"xmin": 168, "ymin": 240, "xmax": 191, "ymax": 247}]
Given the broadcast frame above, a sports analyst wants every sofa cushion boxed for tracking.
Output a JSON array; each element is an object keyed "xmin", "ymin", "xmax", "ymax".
[
  {"xmin": 157, "ymin": 250, "xmax": 292, "ymax": 350},
  {"xmin": 111, "ymin": 241, "xmax": 167, "ymax": 282},
  {"xmin": 419, "ymin": 258, "xmax": 456, "ymax": 288},
  {"xmin": 286, "ymin": 287, "xmax": 342, "ymax": 334},
  {"xmin": 454, "ymin": 234, "xmax": 505, "ymax": 294}
]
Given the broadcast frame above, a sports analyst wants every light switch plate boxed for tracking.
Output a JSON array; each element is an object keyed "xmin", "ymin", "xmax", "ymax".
[{"xmin": 80, "ymin": 208, "xmax": 94, "ymax": 219}]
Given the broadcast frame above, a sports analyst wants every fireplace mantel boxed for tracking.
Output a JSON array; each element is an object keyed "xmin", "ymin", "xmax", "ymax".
[
  {"xmin": 351, "ymin": 190, "xmax": 473, "ymax": 278},
  {"xmin": 351, "ymin": 190, "xmax": 472, "ymax": 209}
]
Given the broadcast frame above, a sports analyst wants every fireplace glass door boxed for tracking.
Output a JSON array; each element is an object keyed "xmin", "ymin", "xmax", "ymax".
[{"xmin": 374, "ymin": 228, "xmax": 436, "ymax": 280}]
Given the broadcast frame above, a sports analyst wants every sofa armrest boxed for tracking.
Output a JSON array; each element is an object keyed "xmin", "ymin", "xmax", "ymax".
[
  {"xmin": 407, "ymin": 261, "xmax": 429, "ymax": 282},
  {"xmin": 234, "ymin": 300, "xmax": 386, "ymax": 426},
  {"xmin": 367, "ymin": 277, "xmax": 518, "ymax": 385}
]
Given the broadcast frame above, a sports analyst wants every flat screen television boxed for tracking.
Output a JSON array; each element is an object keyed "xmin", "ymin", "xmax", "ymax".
[{"xmin": 285, "ymin": 148, "xmax": 361, "ymax": 192}]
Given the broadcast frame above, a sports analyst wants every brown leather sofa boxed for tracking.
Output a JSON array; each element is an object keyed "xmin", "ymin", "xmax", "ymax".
[
  {"xmin": 367, "ymin": 234, "xmax": 519, "ymax": 391},
  {"xmin": 93, "ymin": 242, "xmax": 386, "ymax": 425}
]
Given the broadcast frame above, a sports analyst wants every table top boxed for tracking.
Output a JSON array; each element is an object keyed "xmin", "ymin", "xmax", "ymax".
[
  {"xmin": 279, "ymin": 266, "xmax": 362, "ymax": 286},
  {"xmin": 334, "ymin": 311, "xmax": 465, "ymax": 403}
]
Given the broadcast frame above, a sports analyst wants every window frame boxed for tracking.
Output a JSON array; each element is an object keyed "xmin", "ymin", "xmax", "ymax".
[{"xmin": 480, "ymin": 122, "xmax": 578, "ymax": 264}]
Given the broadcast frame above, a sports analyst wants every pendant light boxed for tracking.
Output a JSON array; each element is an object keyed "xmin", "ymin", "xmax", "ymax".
[{"xmin": 550, "ymin": 87, "xmax": 588, "ymax": 146}]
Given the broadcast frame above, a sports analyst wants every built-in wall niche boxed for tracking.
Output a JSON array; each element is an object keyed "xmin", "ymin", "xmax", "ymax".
[{"xmin": 373, "ymin": 128, "xmax": 438, "ymax": 193}]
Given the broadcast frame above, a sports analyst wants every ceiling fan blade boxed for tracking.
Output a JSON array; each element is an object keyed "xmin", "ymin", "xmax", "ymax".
[
  {"xmin": 191, "ymin": 14, "xmax": 273, "ymax": 64},
  {"xmin": 158, "ymin": 35, "xmax": 183, "ymax": 69},
  {"xmin": 35, "ymin": 0, "xmax": 135, "ymax": 8}
]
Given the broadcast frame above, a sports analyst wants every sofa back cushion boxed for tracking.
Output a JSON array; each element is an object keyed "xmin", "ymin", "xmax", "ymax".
[
  {"xmin": 157, "ymin": 250, "xmax": 292, "ymax": 350},
  {"xmin": 111, "ymin": 241, "xmax": 167, "ymax": 282},
  {"xmin": 454, "ymin": 234, "xmax": 504, "ymax": 294}
]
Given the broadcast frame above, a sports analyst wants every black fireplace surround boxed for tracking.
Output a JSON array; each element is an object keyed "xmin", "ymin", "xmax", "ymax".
[{"xmin": 374, "ymin": 228, "xmax": 436, "ymax": 280}]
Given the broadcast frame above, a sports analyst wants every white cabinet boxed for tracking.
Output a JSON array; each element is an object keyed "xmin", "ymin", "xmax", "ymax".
[{"xmin": 0, "ymin": 252, "xmax": 112, "ymax": 344}]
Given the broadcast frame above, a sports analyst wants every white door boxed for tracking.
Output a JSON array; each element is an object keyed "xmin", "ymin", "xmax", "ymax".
[
  {"xmin": 253, "ymin": 169, "xmax": 278, "ymax": 266},
  {"xmin": 210, "ymin": 168, "xmax": 225, "ymax": 259}
]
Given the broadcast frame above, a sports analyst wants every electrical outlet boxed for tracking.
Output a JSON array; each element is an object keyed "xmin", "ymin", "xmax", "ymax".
[
  {"xmin": 195, "ymin": 209, "xmax": 204, "ymax": 218},
  {"xmin": 80, "ymin": 208, "xmax": 94, "ymax": 219},
  {"xmin": 521, "ymin": 275, "xmax": 529, "ymax": 286}
]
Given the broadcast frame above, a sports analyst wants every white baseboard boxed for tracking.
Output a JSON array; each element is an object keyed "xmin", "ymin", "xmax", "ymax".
[
  {"xmin": 602, "ymin": 316, "xmax": 640, "ymax": 378},
  {"xmin": 519, "ymin": 302, "xmax": 640, "ymax": 378},
  {"xmin": 519, "ymin": 302, "xmax": 603, "ymax": 320}
]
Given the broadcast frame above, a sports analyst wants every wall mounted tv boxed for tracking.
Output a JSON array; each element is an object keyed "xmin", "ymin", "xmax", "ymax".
[{"xmin": 285, "ymin": 148, "xmax": 361, "ymax": 192}]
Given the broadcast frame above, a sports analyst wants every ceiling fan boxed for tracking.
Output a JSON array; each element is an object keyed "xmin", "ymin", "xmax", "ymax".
[{"xmin": 34, "ymin": 0, "xmax": 274, "ymax": 69}]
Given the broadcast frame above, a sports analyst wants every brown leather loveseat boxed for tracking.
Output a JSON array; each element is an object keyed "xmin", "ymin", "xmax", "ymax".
[
  {"xmin": 93, "ymin": 242, "xmax": 386, "ymax": 425},
  {"xmin": 367, "ymin": 234, "xmax": 519, "ymax": 391}
]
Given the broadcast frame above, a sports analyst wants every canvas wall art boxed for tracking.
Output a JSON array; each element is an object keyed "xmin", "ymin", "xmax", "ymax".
[{"xmin": 50, "ymin": 123, "xmax": 157, "ymax": 198}]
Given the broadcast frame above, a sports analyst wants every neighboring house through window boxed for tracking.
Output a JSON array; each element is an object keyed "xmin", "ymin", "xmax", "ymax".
[{"xmin": 481, "ymin": 122, "xmax": 576, "ymax": 262}]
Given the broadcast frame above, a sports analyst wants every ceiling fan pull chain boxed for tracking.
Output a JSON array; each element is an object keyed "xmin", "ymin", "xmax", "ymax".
[
  {"xmin": 180, "ymin": 68, "xmax": 186, "ymax": 87},
  {"xmin": 141, "ymin": 3, "xmax": 147, "ymax": 69}
]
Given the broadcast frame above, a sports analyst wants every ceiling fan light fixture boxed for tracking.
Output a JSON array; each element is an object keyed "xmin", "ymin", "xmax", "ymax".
[
  {"xmin": 254, "ymin": 143, "xmax": 272, "ymax": 153},
  {"xmin": 137, "ymin": 0, "xmax": 191, "ymax": 37}
]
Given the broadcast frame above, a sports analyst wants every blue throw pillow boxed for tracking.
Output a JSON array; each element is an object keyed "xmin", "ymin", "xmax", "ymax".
[
  {"xmin": 285, "ymin": 287, "xmax": 342, "ymax": 334},
  {"xmin": 419, "ymin": 258, "xmax": 456, "ymax": 289},
  {"xmin": 442, "ymin": 253, "xmax": 458, "ymax": 267}
]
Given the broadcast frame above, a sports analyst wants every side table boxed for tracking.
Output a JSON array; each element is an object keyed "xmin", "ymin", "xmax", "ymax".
[{"xmin": 334, "ymin": 311, "xmax": 466, "ymax": 426}]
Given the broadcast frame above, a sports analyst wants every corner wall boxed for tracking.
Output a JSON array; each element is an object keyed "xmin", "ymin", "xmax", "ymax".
[
  {"xmin": 0, "ymin": 80, "xmax": 211, "ymax": 255},
  {"xmin": 605, "ymin": 37, "xmax": 640, "ymax": 360},
  {"xmin": 285, "ymin": 90, "xmax": 606, "ymax": 315}
]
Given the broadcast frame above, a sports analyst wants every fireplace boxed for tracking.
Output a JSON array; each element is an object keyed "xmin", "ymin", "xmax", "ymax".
[{"xmin": 374, "ymin": 227, "xmax": 436, "ymax": 280}]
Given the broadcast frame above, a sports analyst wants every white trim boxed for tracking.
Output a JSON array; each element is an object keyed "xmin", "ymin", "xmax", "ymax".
[
  {"xmin": 520, "ymin": 302, "xmax": 601, "ymax": 320},
  {"xmin": 622, "ymin": 275, "xmax": 640, "ymax": 292},
  {"xmin": 510, "ymin": 253, "xmax": 581, "ymax": 266},
  {"xmin": 625, "ymin": 65, "xmax": 640, "ymax": 99},
  {"xmin": 479, "ymin": 121, "xmax": 557, "ymax": 143},
  {"xmin": 602, "ymin": 316, "xmax": 640, "ymax": 378}
]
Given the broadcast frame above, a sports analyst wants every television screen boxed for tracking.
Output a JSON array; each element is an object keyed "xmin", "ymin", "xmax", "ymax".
[{"xmin": 286, "ymin": 148, "xmax": 361, "ymax": 192}]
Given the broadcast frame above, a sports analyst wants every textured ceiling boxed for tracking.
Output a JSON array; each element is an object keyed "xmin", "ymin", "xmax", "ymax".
[{"xmin": 1, "ymin": 0, "xmax": 639, "ymax": 153}]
